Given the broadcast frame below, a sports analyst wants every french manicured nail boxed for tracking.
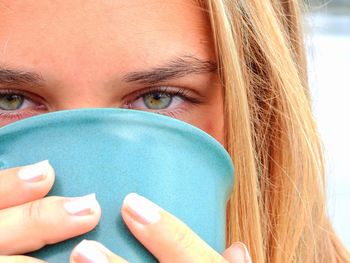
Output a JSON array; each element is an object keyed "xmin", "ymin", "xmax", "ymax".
[
  {"xmin": 74, "ymin": 240, "xmax": 108, "ymax": 263},
  {"xmin": 64, "ymin": 193, "xmax": 100, "ymax": 216},
  {"xmin": 231, "ymin": 242, "xmax": 252, "ymax": 263},
  {"xmin": 123, "ymin": 193, "xmax": 160, "ymax": 224},
  {"xmin": 18, "ymin": 160, "xmax": 51, "ymax": 182}
]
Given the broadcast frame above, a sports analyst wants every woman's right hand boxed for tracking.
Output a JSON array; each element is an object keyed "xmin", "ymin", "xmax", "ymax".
[{"xmin": 0, "ymin": 160, "xmax": 101, "ymax": 262}]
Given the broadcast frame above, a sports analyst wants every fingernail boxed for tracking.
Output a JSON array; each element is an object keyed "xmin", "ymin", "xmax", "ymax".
[
  {"xmin": 74, "ymin": 240, "xmax": 108, "ymax": 263},
  {"xmin": 18, "ymin": 160, "xmax": 51, "ymax": 182},
  {"xmin": 230, "ymin": 242, "xmax": 252, "ymax": 263},
  {"xmin": 64, "ymin": 193, "xmax": 100, "ymax": 216},
  {"xmin": 123, "ymin": 193, "xmax": 160, "ymax": 224}
]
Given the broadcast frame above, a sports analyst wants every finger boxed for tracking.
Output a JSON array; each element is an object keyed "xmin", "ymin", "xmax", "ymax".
[
  {"xmin": 0, "ymin": 160, "xmax": 55, "ymax": 209},
  {"xmin": 0, "ymin": 255, "xmax": 47, "ymax": 263},
  {"xmin": 121, "ymin": 193, "xmax": 229, "ymax": 263},
  {"xmin": 222, "ymin": 242, "xmax": 252, "ymax": 263},
  {"xmin": 0, "ymin": 194, "xmax": 101, "ymax": 255},
  {"xmin": 70, "ymin": 240, "xmax": 128, "ymax": 263}
]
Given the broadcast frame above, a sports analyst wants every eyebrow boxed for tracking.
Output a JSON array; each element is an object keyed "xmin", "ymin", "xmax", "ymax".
[
  {"xmin": 0, "ymin": 55, "xmax": 217, "ymax": 88},
  {"xmin": 0, "ymin": 67, "xmax": 44, "ymax": 87},
  {"xmin": 123, "ymin": 55, "xmax": 217, "ymax": 85}
]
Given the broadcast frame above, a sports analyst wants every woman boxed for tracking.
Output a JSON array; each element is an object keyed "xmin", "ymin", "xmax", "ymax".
[{"xmin": 0, "ymin": 0, "xmax": 348, "ymax": 262}]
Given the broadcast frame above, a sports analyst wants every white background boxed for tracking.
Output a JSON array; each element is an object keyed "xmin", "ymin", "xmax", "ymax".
[{"xmin": 306, "ymin": 9, "xmax": 350, "ymax": 248}]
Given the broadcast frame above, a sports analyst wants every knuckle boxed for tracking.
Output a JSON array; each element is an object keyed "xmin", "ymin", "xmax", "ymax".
[
  {"xmin": 172, "ymin": 223, "xmax": 195, "ymax": 250},
  {"xmin": 22, "ymin": 200, "xmax": 44, "ymax": 230},
  {"xmin": 21, "ymin": 199, "xmax": 50, "ymax": 249},
  {"xmin": 168, "ymin": 220, "xmax": 228, "ymax": 263}
]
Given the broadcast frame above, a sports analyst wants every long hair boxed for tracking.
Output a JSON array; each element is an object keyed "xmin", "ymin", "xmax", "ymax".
[{"xmin": 203, "ymin": 0, "xmax": 350, "ymax": 262}]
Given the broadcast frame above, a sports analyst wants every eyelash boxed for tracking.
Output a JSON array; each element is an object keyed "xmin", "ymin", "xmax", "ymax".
[
  {"xmin": 125, "ymin": 86, "xmax": 200, "ymax": 105},
  {"xmin": 0, "ymin": 86, "xmax": 201, "ymax": 121},
  {"xmin": 126, "ymin": 86, "xmax": 201, "ymax": 118},
  {"xmin": 0, "ymin": 89, "xmax": 46, "ymax": 120},
  {"xmin": 0, "ymin": 89, "xmax": 35, "ymax": 101}
]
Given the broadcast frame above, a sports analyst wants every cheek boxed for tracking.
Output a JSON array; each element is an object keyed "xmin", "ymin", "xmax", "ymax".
[
  {"xmin": 200, "ymin": 84, "xmax": 225, "ymax": 147},
  {"xmin": 186, "ymin": 81, "xmax": 226, "ymax": 147},
  {"xmin": 201, "ymin": 117, "xmax": 225, "ymax": 146},
  {"xmin": 187, "ymin": 105, "xmax": 225, "ymax": 147}
]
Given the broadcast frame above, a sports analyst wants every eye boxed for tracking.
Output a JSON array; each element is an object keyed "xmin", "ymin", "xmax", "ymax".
[
  {"xmin": 142, "ymin": 92, "xmax": 175, "ymax": 110},
  {"xmin": 0, "ymin": 94, "xmax": 26, "ymax": 110},
  {"xmin": 0, "ymin": 93, "xmax": 38, "ymax": 111},
  {"xmin": 0, "ymin": 90, "xmax": 47, "ymax": 125},
  {"xmin": 126, "ymin": 87, "xmax": 200, "ymax": 113}
]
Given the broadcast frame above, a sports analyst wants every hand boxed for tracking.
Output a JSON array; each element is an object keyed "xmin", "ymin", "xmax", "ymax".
[
  {"xmin": 69, "ymin": 193, "xmax": 252, "ymax": 263},
  {"xmin": 0, "ymin": 162, "xmax": 251, "ymax": 263},
  {"xmin": 0, "ymin": 161, "xmax": 101, "ymax": 262}
]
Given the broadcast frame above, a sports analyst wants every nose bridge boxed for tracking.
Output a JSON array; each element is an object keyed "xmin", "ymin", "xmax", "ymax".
[
  {"xmin": 53, "ymin": 95, "xmax": 118, "ymax": 111},
  {"xmin": 56, "ymin": 102, "xmax": 114, "ymax": 111},
  {"xmin": 49, "ymin": 82, "xmax": 119, "ymax": 111}
]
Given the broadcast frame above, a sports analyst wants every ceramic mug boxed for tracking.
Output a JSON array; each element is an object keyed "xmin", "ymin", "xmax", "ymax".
[{"xmin": 0, "ymin": 108, "xmax": 234, "ymax": 262}]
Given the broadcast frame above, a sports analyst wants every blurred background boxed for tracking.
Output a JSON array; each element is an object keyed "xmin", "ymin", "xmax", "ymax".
[{"xmin": 305, "ymin": 0, "xmax": 350, "ymax": 248}]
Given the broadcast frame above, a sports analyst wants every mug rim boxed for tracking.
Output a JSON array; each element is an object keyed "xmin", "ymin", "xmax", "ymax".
[{"xmin": 0, "ymin": 108, "xmax": 234, "ymax": 172}]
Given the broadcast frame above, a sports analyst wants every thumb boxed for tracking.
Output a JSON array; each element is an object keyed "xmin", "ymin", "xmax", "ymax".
[
  {"xmin": 222, "ymin": 242, "xmax": 252, "ymax": 263},
  {"xmin": 121, "ymin": 193, "xmax": 229, "ymax": 263}
]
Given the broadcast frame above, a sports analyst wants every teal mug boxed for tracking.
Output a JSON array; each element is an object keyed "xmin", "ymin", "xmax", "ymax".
[{"xmin": 0, "ymin": 108, "xmax": 234, "ymax": 262}]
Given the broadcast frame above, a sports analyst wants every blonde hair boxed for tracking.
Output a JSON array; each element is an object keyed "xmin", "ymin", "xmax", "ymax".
[{"xmin": 202, "ymin": 0, "xmax": 350, "ymax": 262}]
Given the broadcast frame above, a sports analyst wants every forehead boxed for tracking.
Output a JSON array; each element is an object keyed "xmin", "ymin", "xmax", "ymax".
[{"xmin": 0, "ymin": 0, "xmax": 213, "ymax": 73}]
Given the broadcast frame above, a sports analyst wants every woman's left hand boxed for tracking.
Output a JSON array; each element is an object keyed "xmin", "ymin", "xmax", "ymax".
[{"xmin": 70, "ymin": 193, "xmax": 252, "ymax": 263}]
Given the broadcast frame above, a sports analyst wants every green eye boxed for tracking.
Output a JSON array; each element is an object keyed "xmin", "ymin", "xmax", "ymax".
[
  {"xmin": 0, "ymin": 94, "xmax": 24, "ymax": 111},
  {"xmin": 143, "ymin": 93, "xmax": 172, "ymax": 110}
]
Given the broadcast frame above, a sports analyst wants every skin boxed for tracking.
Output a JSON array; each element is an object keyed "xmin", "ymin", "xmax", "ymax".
[
  {"xmin": 0, "ymin": 0, "xmax": 224, "ymax": 144},
  {"xmin": 0, "ymin": 1, "xmax": 251, "ymax": 262}
]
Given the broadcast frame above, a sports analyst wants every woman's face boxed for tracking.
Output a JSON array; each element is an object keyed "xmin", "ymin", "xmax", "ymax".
[{"xmin": 0, "ymin": 1, "xmax": 224, "ymax": 145}]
